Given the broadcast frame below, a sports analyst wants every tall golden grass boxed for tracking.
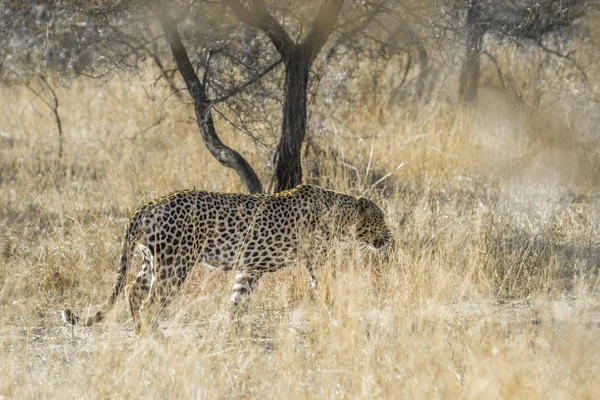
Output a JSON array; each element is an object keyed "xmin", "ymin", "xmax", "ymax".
[{"xmin": 1, "ymin": 58, "xmax": 600, "ymax": 398}]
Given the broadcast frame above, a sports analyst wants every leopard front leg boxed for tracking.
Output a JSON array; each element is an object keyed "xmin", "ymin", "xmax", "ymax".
[
  {"xmin": 306, "ymin": 262, "xmax": 319, "ymax": 294},
  {"xmin": 230, "ymin": 270, "xmax": 262, "ymax": 320},
  {"xmin": 303, "ymin": 242, "xmax": 336, "ymax": 307},
  {"xmin": 302, "ymin": 240, "xmax": 329, "ymax": 299}
]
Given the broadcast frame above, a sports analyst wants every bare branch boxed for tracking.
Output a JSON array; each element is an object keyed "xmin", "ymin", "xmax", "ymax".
[
  {"xmin": 223, "ymin": 0, "xmax": 294, "ymax": 56},
  {"xmin": 127, "ymin": 115, "xmax": 164, "ymax": 140},
  {"xmin": 482, "ymin": 49, "xmax": 523, "ymax": 104},
  {"xmin": 202, "ymin": 50, "xmax": 212, "ymax": 89},
  {"xmin": 155, "ymin": 2, "xmax": 263, "ymax": 194},
  {"xmin": 302, "ymin": 0, "xmax": 346, "ymax": 61},
  {"xmin": 512, "ymin": 37, "xmax": 590, "ymax": 87},
  {"xmin": 22, "ymin": 68, "xmax": 63, "ymax": 160},
  {"xmin": 78, "ymin": 34, "xmax": 165, "ymax": 79},
  {"xmin": 210, "ymin": 58, "xmax": 282, "ymax": 105}
]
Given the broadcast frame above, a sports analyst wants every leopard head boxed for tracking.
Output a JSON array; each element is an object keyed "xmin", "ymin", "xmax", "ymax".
[{"xmin": 354, "ymin": 197, "xmax": 391, "ymax": 251}]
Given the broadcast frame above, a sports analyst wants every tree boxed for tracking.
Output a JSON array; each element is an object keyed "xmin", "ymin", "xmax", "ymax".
[
  {"xmin": 458, "ymin": 0, "xmax": 485, "ymax": 104},
  {"xmin": 454, "ymin": 0, "xmax": 592, "ymax": 104},
  {"xmin": 2, "ymin": 0, "xmax": 369, "ymax": 193}
]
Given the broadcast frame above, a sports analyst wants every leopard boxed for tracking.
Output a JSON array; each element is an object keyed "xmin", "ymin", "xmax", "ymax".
[{"xmin": 62, "ymin": 184, "xmax": 391, "ymax": 334}]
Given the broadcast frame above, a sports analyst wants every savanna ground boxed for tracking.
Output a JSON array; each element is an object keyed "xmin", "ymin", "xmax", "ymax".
[{"xmin": 1, "ymin": 60, "xmax": 600, "ymax": 398}]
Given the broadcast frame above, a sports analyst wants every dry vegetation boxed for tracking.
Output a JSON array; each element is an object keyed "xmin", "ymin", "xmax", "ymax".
[{"xmin": 2, "ymin": 58, "xmax": 600, "ymax": 398}]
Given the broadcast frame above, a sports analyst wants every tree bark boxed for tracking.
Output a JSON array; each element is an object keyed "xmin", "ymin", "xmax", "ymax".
[
  {"xmin": 459, "ymin": 0, "xmax": 485, "ymax": 104},
  {"xmin": 155, "ymin": 6, "xmax": 263, "ymax": 194},
  {"xmin": 273, "ymin": 47, "xmax": 311, "ymax": 191},
  {"xmin": 400, "ymin": 27, "xmax": 430, "ymax": 102},
  {"xmin": 415, "ymin": 40, "xmax": 430, "ymax": 101},
  {"xmin": 274, "ymin": 0, "xmax": 344, "ymax": 191}
]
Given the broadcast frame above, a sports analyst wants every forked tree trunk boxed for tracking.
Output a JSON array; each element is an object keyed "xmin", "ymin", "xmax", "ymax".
[
  {"xmin": 273, "ymin": 47, "xmax": 311, "ymax": 192},
  {"xmin": 226, "ymin": 0, "xmax": 344, "ymax": 192},
  {"xmin": 459, "ymin": 0, "xmax": 485, "ymax": 104}
]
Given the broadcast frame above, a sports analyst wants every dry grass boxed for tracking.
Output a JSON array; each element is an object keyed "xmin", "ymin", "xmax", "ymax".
[{"xmin": 1, "ymin": 67, "xmax": 600, "ymax": 399}]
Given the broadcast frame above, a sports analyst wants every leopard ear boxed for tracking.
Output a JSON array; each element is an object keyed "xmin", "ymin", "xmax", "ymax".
[{"xmin": 357, "ymin": 197, "xmax": 371, "ymax": 212}]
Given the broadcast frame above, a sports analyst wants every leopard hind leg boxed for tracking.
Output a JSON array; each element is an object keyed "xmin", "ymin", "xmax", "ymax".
[
  {"xmin": 125, "ymin": 244, "xmax": 154, "ymax": 336},
  {"xmin": 139, "ymin": 254, "xmax": 194, "ymax": 335}
]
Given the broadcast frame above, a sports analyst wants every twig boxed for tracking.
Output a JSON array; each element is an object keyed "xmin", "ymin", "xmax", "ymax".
[
  {"xmin": 202, "ymin": 50, "xmax": 212, "ymax": 89},
  {"xmin": 79, "ymin": 35, "xmax": 165, "ymax": 80},
  {"xmin": 22, "ymin": 70, "xmax": 63, "ymax": 160},
  {"xmin": 365, "ymin": 135, "xmax": 375, "ymax": 182},
  {"xmin": 127, "ymin": 115, "xmax": 164, "ymax": 140},
  {"xmin": 210, "ymin": 58, "xmax": 282, "ymax": 105},
  {"xmin": 482, "ymin": 49, "xmax": 523, "ymax": 103},
  {"xmin": 361, "ymin": 162, "xmax": 405, "ymax": 196}
]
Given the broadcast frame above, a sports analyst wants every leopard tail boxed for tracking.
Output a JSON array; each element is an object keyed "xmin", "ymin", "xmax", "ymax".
[{"xmin": 62, "ymin": 208, "xmax": 146, "ymax": 327}]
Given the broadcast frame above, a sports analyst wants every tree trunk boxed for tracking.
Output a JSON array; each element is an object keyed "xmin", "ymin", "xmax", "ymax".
[
  {"xmin": 273, "ymin": 47, "xmax": 311, "ymax": 192},
  {"xmin": 415, "ymin": 41, "xmax": 430, "ymax": 101},
  {"xmin": 225, "ymin": 0, "xmax": 345, "ymax": 192},
  {"xmin": 459, "ymin": 0, "xmax": 485, "ymax": 104}
]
